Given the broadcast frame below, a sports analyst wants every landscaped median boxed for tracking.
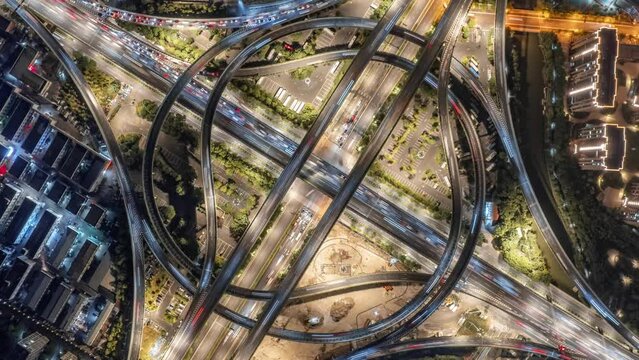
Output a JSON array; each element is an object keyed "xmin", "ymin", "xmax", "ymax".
[
  {"xmin": 368, "ymin": 163, "xmax": 450, "ymax": 221},
  {"xmin": 230, "ymin": 79, "xmax": 318, "ymax": 130},
  {"xmin": 118, "ymin": 22, "xmax": 204, "ymax": 62}
]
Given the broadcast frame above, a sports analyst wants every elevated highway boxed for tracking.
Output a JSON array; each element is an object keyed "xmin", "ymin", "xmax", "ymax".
[
  {"xmin": 73, "ymin": 0, "xmax": 341, "ymax": 29},
  {"xmin": 162, "ymin": 3, "xmax": 415, "ymax": 357},
  {"xmin": 20, "ymin": 1, "xmax": 639, "ymax": 357}
]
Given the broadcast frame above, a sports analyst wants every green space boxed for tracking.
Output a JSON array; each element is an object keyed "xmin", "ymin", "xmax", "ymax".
[
  {"xmin": 58, "ymin": 81, "xmax": 90, "ymax": 125},
  {"xmin": 145, "ymin": 269, "xmax": 169, "ymax": 312},
  {"xmin": 159, "ymin": 205, "xmax": 177, "ymax": 223},
  {"xmin": 153, "ymin": 151, "xmax": 201, "ymax": 259},
  {"xmin": 73, "ymin": 52, "xmax": 121, "ymax": 112},
  {"xmin": 457, "ymin": 309, "xmax": 488, "ymax": 336},
  {"xmin": 435, "ymin": 147, "xmax": 446, "ymax": 166},
  {"xmin": 493, "ymin": 165, "xmax": 551, "ymax": 282},
  {"xmin": 211, "ymin": 142, "xmax": 276, "ymax": 240},
  {"xmin": 118, "ymin": 133, "xmax": 143, "ymax": 170},
  {"xmin": 270, "ymin": 30, "xmax": 321, "ymax": 62},
  {"xmin": 58, "ymin": 53, "xmax": 121, "ymax": 125},
  {"xmin": 211, "ymin": 142, "xmax": 276, "ymax": 191},
  {"xmin": 136, "ymin": 99, "xmax": 158, "ymax": 120},
  {"xmin": 371, "ymin": 0, "xmax": 392, "ymax": 20},
  {"xmin": 509, "ymin": 43, "xmax": 523, "ymax": 96},
  {"xmin": 104, "ymin": 317, "xmax": 125, "ymax": 358},
  {"xmin": 231, "ymin": 79, "xmax": 317, "ymax": 129},
  {"xmin": 163, "ymin": 291, "xmax": 189, "ymax": 324},
  {"xmin": 368, "ymin": 163, "xmax": 450, "ymax": 221},
  {"xmin": 538, "ymin": 32, "xmax": 566, "ymax": 120},
  {"xmin": 138, "ymin": 1, "xmax": 217, "ymax": 16},
  {"xmin": 290, "ymin": 65, "xmax": 315, "ymax": 80},
  {"xmin": 381, "ymin": 113, "xmax": 419, "ymax": 164},
  {"xmin": 118, "ymin": 22, "xmax": 204, "ymax": 62},
  {"xmin": 136, "ymin": 99, "xmax": 198, "ymax": 150},
  {"xmin": 460, "ymin": 16, "xmax": 477, "ymax": 40},
  {"xmin": 422, "ymin": 168, "xmax": 437, "ymax": 182},
  {"xmin": 229, "ymin": 194, "xmax": 260, "ymax": 240},
  {"xmin": 101, "ymin": 219, "xmax": 135, "ymax": 359}
]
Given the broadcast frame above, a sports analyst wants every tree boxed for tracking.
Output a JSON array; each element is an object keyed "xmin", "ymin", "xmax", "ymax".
[
  {"xmin": 467, "ymin": 17, "xmax": 477, "ymax": 29},
  {"xmin": 159, "ymin": 205, "xmax": 176, "ymax": 223},
  {"xmin": 461, "ymin": 25, "xmax": 470, "ymax": 39},
  {"xmin": 290, "ymin": 66, "xmax": 315, "ymax": 80},
  {"xmin": 117, "ymin": 133, "xmax": 143, "ymax": 170},
  {"xmin": 136, "ymin": 99, "xmax": 159, "ymax": 121},
  {"xmin": 176, "ymin": 182, "xmax": 186, "ymax": 196},
  {"xmin": 230, "ymin": 212, "xmax": 249, "ymax": 239}
]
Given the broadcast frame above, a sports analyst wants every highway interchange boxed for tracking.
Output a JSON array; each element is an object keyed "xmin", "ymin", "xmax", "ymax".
[{"xmin": 8, "ymin": 0, "xmax": 639, "ymax": 359}]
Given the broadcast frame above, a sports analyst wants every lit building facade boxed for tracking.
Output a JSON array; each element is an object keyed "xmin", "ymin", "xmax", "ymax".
[
  {"xmin": 16, "ymin": 332, "xmax": 49, "ymax": 360},
  {"xmin": 571, "ymin": 123, "xmax": 626, "ymax": 171},
  {"xmin": 567, "ymin": 27, "xmax": 618, "ymax": 113}
]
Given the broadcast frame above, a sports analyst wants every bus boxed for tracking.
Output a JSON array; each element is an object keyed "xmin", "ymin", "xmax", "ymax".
[
  {"xmin": 348, "ymin": 35, "xmax": 357, "ymax": 48},
  {"xmin": 468, "ymin": 57, "xmax": 480, "ymax": 78},
  {"xmin": 330, "ymin": 61, "xmax": 340, "ymax": 74},
  {"xmin": 469, "ymin": 63, "xmax": 480, "ymax": 78}
]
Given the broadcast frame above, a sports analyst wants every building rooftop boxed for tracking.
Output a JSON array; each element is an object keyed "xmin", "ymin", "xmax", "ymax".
[
  {"xmin": 596, "ymin": 28, "xmax": 618, "ymax": 108},
  {"xmin": 572, "ymin": 123, "xmax": 626, "ymax": 171},
  {"xmin": 8, "ymin": 47, "xmax": 47, "ymax": 93}
]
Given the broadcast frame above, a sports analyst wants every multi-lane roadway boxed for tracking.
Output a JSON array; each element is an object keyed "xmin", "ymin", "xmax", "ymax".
[
  {"xmin": 164, "ymin": 2, "xmax": 416, "ymax": 357},
  {"xmin": 13, "ymin": 0, "xmax": 639, "ymax": 358},
  {"xmin": 39, "ymin": 2, "xmax": 638, "ymax": 355},
  {"xmin": 238, "ymin": 0, "xmax": 478, "ymax": 357},
  {"xmin": 74, "ymin": 0, "xmax": 340, "ymax": 29}
]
